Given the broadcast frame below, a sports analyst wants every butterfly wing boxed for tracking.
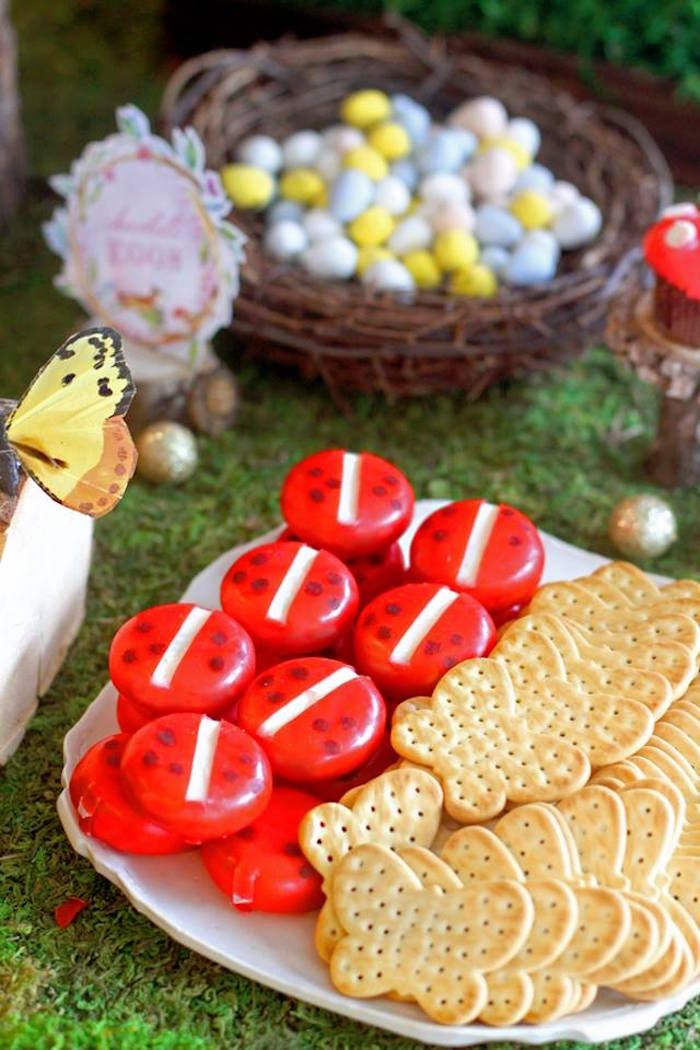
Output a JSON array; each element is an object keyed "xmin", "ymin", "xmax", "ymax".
[{"xmin": 5, "ymin": 327, "xmax": 137, "ymax": 517}]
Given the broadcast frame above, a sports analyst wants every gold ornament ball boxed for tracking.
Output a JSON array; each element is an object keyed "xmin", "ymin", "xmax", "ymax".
[
  {"xmin": 136, "ymin": 421, "xmax": 198, "ymax": 485},
  {"xmin": 608, "ymin": 494, "xmax": 677, "ymax": 560}
]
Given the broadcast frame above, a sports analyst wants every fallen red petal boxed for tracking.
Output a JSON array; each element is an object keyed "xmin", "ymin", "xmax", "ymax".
[{"xmin": 54, "ymin": 897, "xmax": 88, "ymax": 928}]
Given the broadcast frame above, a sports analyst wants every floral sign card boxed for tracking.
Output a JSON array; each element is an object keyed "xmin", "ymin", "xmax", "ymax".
[{"xmin": 44, "ymin": 105, "xmax": 245, "ymax": 372}]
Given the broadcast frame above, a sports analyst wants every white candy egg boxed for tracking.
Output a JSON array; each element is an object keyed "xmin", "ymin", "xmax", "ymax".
[
  {"xmin": 282, "ymin": 130, "xmax": 322, "ymax": 169},
  {"xmin": 329, "ymin": 169, "xmax": 375, "ymax": 223},
  {"xmin": 549, "ymin": 180, "xmax": 581, "ymax": 217},
  {"xmin": 514, "ymin": 163, "xmax": 555, "ymax": 195},
  {"xmin": 321, "ymin": 124, "xmax": 365, "ymax": 154},
  {"xmin": 316, "ymin": 146, "xmax": 343, "ymax": 183},
  {"xmin": 552, "ymin": 197, "xmax": 602, "ymax": 249},
  {"xmin": 267, "ymin": 199, "xmax": 304, "ymax": 225},
  {"xmin": 374, "ymin": 175, "xmax": 411, "ymax": 216},
  {"xmin": 236, "ymin": 134, "xmax": 283, "ymax": 174},
  {"xmin": 474, "ymin": 204, "xmax": 523, "ymax": 248},
  {"xmin": 506, "ymin": 118, "xmax": 541, "ymax": 159},
  {"xmin": 301, "ymin": 235, "xmax": 358, "ymax": 280},
  {"xmin": 419, "ymin": 172, "xmax": 470, "ymax": 206},
  {"xmin": 388, "ymin": 214, "xmax": 433, "ymax": 255},
  {"xmin": 429, "ymin": 201, "xmax": 476, "ymax": 233},
  {"xmin": 303, "ymin": 208, "xmax": 342, "ymax": 242},
  {"xmin": 448, "ymin": 96, "xmax": 508, "ymax": 140},
  {"xmin": 467, "ymin": 147, "xmax": 519, "ymax": 199},
  {"xmin": 479, "ymin": 245, "xmax": 511, "ymax": 280},
  {"xmin": 505, "ymin": 240, "xmax": 558, "ymax": 285},
  {"xmin": 264, "ymin": 220, "xmax": 308, "ymax": 261},
  {"xmin": 362, "ymin": 258, "xmax": 416, "ymax": 292}
]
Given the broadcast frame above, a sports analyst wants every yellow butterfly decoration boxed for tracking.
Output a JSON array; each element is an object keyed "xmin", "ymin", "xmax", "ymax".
[{"xmin": 3, "ymin": 327, "xmax": 137, "ymax": 517}]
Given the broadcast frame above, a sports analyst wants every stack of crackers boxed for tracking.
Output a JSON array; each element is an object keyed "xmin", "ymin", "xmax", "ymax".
[{"xmin": 299, "ymin": 562, "xmax": 700, "ymax": 1026}]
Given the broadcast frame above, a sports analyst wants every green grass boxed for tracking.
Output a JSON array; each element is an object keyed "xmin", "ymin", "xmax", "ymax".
[{"xmin": 1, "ymin": 2, "xmax": 700, "ymax": 1047}]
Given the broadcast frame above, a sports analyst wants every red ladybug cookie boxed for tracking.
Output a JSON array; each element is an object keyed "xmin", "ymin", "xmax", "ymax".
[
  {"xmin": 281, "ymin": 449, "xmax": 414, "ymax": 558},
  {"xmin": 110, "ymin": 603, "xmax": 255, "ymax": 716},
  {"xmin": 116, "ymin": 693, "xmax": 154, "ymax": 733},
  {"xmin": 220, "ymin": 541, "xmax": 358, "ymax": 658},
  {"xmin": 237, "ymin": 657, "xmax": 385, "ymax": 783},
  {"xmin": 120, "ymin": 713, "xmax": 272, "ymax": 843},
  {"xmin": 410, "ymin": 500, "xmax": 544, "ymax": 613},
  {"xmin": 354, "ymin": 582, "xmax": 495, "ymax": 700},
  {"xmin": 201, "ymin": 786, "xmax": 324, "ymax": 913},
  {"xmin": 69, "ymin": 734, "xmax": 188, "ymax": 854}
]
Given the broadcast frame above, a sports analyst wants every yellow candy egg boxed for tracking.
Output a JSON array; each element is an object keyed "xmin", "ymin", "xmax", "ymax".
[
  {"xmin": 341, "ymin": 89, "xmax": 391, "ymax": 129},
  {"xmin": 348, "ymin": 206, "xmax": 395, "ymax": 248},
  {"xmin": 367, "ymin": 121, "xmax": 412, "ymax": 161},
  {"xmin": 343, "ymin": 145, "xmax": 389, "ymax": 182},
  {"xmin": 509, "ymin": 190, "xmax": 552, "ymax": 230},
  {"xmin": 356, "ymin": 246, "xmax": 394, "ymax": 276},
  {"xmin": 433, "ymin": 230, "xmax": 479, "ymax": 272},
  {"xmin": 220, "ymin": 163, "xmax": 275, "ymax": 210},
  {"xmin": 402, "ymin": 249, "xmax": 442, "ymax": 290},
  {"xmin": 450, "ymin": 264, "xmax": 498, "ymax": 297},
  {"xmin": 279, "ymin": 167, "xmax": 325, "ymax": 205},
  {"xmin": 478, "ymin": 136, "xmax": 531, "ymax": 171}
]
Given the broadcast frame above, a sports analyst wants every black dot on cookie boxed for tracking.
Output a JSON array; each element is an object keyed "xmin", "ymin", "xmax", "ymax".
[
  {"xmin": 283, "ymin": 841, "xmax": 303, "ymax": 857},
  {"xmin": 509, "ymin": 535, "xmax": 522, "ymax": 546},
  {"xmin": 123, "ymin": 649, "xmax": 137, "ymax": 664},
  {"xmin": 305, "ymin": 581, "xmax": 323, "ymax": 596},
  {"xmin": 327, "ymin": 572, "xmax": 342, "ymax": 586},
  {"xmin": 377, "ymin": 626, "xmax": 392, "ymax": 640},
  {"xmin": 211, "ymin": 631, "xmax": 228, "ymax": 646},
  {"xmin": 324, "ymin": 739, "xmax": 340, "ymax": 755},
  {"xmin": 232, "ymin": 570, "xmax": 247, "ymax": 584},
  {"xmin": 309, "ymin": 489, "xmax": 324, "ymax": 503},
  {"xmin": 299, "ymin": 863, "xmax": 315, "ymax": 879},
  {"xmin": 385, "ymin": 603, "xmax": 402, "ymax": 616},
  {"xmin": 149, "ymin": 642, "xmax": 166, "ymax": 655},
  {"xmin": 325, "ymin": 477, "xmax": 340, "ymax": 490},
  {"xmin": 239, "ymin": 753, "xmax": 253, "ymax": 767},
  {"xmin": 157, "ymin": 728, "xmax": 176, "ymax": 747},
  {"xmin": 307, "ymin": 466, "xmax": 323, "ymax": 478},
  {"xmin": 327, "ymin": 596, "xmax": 342, "ymax": 611},
  {"xmin": 168, "ymin": 762, "xmax": 184, "ymax": 775},
  {"xmin": 372, "ymin": 485, "xmax": 387, "ymax": 497},
  {"xmin": 289, "ymin": 666, "xmax": 309, "ymax": 680},
  {"xmin": 142, "ymin": 750, "xmax": 158, "ymax": 767},
  {"xmin": 390, "ymin": 499, "xmax": 403, "ymax": 511},
  {"xmin": 251, "ymin": 578, "xmax": 269, "ymax": 592},
  {"xmin": 135, "ymin": 621, "xmax": 153, "ymax": 634},
  {"xmin": 106, "ymin": 753, "xmax": 121, "ymax": 768},
  {"xmin": 450, "ymin": 633, "xmax": 464, "ymax": 646},
  {"xmin": 340, "ymin": 716, "xmax": 356, "ymax": 730},
  {"xmin": 267, "ymin": 691, "xmax": 285, "ymax": 704},
  {"xmin": 223, "ymin": 770, "xmax": 239, "ymax": 782},
  {"xmin": 433, "ymin": 529, "xmax": 448, "ymax": 542},
  {"xmin": 312, "ymin": 718, "xmax": 330, "ymax": 732},
  {"xmin": 424, "ymin": 640, "xmax": 441, "ymax": 655},
  {"xmin": 210, "ymin": 656, "xmax": 225, "ymax": 671},
  {"xmin": 251, "ymin": 552, "xmax": 268, "ymax": 566}
]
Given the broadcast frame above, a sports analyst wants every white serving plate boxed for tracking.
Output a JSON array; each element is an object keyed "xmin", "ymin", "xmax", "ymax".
[{"xmin": 57, "ymin": 500, "xmax": 700, "ymax": 1045}]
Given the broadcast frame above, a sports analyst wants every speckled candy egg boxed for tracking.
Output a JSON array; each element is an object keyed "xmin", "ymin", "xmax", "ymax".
[
  {"xmin": 553, "ymin": 197, "xmax": 602, "ymax": 249},
  {"xmin": 448, "ymin": 96, "xmax": 508, "ymax": 140},
  {"xmin": 391, "ymin": 94, "xmax": 431, "ymax": 146},
  {"xmin": 514, "ymin": 163, "xmax": 555, "ymax": 195},
  {"xmin": 341, "ymin": 89, "xmax": 391, "ymax": 129},
  {"xmin": 343, "ymin": 145, "xmax": 388, "ymax": 182},
  {"xmin": 402, "ymin": 250, "xmax": 442, "ymax": 290},
  {"xmin": 303, "ymin": 208, "xmax": 342, "ymax": 242},
  {"xmin": 388, "ymin": 214, "xmax": 433, "ymax": 255},
  {"xmin": 505, "ymin": 239, "xmax": 558, "ymax": 286},
  {"xmin": 267, "ymin": 200, "xmax": 303, "ymax": 226},
  {"xmin": 235, "ymin": 135, "xmax": 283, "ymax": 174},
  {"xmin": 368, "ymin": 121, "xmax": 412, "ymax": 161},
  {"xmin": 362, "ymin": 258, "xmax": 415, "ymax": 292},
  {"xmin": 449, "ymin": 264, "xmax": 498, "ymax": 297},
  {"xmin": 373, "ymin": 175, "xmax": 411, "ymax": 216},
  {"xmin": 329, "ymin": 169, "xmax": 375, "ymax": 223},
  {"xmin": 428, "ymin": 201, "xmax": 475, "ymax": 234},
  {"xmin": 301, "ymin": 236, "xmax": 358, "ymax": 280},
  {"xmin": 279, "ymin": 167, "xmax": 325, "ymax": 205},
  {"xmin": 282, "ymin": 130, "xmax": 322, "ymax": 169},
  {"xmin": 479, "ymin": 245, "xmax": 511, "ymax": 280},
  {"xmin": 390, "ymin": 159, "xmax": 419, "ymax": 192},
  {"xmin": 506, "ymin": 118, "xmax": 541, "ymax": 159},
  {"xmin": 321, "ymin": 124, "xmax": 365, "ymax": 154},
  {"xmin": 416, "ymin": 129, "xmax": 469, "ymax": 175},
  {"xmin": 315, "ymin": 146, "xmax": 343, "ymax": 183},
  {"xmin": 521, "ymin": 229, "xmax": 560, "ymax": 264},
  {"xmin": 348, "ymin": 206, "xmax": 395, "ymax": 248},
  {"xmin": 419, "ymin": 172, "xmax": 470, "ymax": 207},
  {"xmin": 467, "ymin": 147, "xmax": 519, "ymax": 200},
  {"xmin": 433, "ymin": 230, "xmax": 479, "ymax": 272},
  {"xmin": 474, "ymin": 204, "xmax": 523, "ymax": 248},
  {"xmin": 264, "ymin": 220, "xmax": 308, "ymax": 261},
  {"xmin": 509, "ymin": 190, "xmax": 552, "ymax": 230},
  {"xmin": 221, "ymin": 164, "xmax": 275, "ymax": 210}
]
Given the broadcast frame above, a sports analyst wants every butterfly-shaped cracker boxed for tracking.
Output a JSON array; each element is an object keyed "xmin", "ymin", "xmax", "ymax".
[{"xmin": 3, "ymin": 327, "xmax": 136, "ymax": 517}]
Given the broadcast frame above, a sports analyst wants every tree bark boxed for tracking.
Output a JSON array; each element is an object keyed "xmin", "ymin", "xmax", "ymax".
[
  {"xmin": 0, "ymin": 0, "xmax": 24, "ymax": 226},
  {"xmin": 647, "ymin": 393, "xmax": 700, "ymax": 489}
]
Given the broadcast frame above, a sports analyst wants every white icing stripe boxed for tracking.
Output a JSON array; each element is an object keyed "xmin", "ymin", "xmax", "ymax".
[
  {"xmin": 266, "ymin": 545, "xmax": 318, "ymax": 624},
  {"xmin": 185, "ymin": 716, "xmax": 221, "ymax": 801},
  {"xmin": 390, "ymin": 587, "xmax": 459, "ymax": 666},
  {"xmin": 256, "ymin": 666, "xmax": 358, "ymax": 738},
  {"xmin": 456, "ymin": 502, "xmax": 500, "ymax": 588},
  {"xmin": 337, "ymin": 451, "xmax": 361, "ymax": 525},
  {"xmin": 151, "ymin": 606, "xmax": 212, "ymax": 688}
]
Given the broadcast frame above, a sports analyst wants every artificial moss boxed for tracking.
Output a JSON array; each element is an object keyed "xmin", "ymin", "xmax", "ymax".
[{"xmin": 1, "ymin": 2, "xmax": 700, "ymax": 1048}]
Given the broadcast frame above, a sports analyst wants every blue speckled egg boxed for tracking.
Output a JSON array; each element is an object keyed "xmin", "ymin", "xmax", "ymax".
[
  {"xmin": 514, "ymin": 164, "xmax": 555, "ymax": 195},
  {"xmin": 505, "ymin": 240, "xmax": 558, "ymax": 286},
  {"xmin": 416, "ymin": 129, "xmax": 467, "ymax": 174},
  {"xmin": 267, "ymin": 199, "xmax": 304, "ymax": 225},
  {"xmin": 521, "ymin": 229, "xmax": 560, "ymax": 264},
  {"xmin": 474, "ymin": 204, "xmax": 523, "ymax": 248},
  {"xmin": 390, "ymin": 159, "xmax": 419, "ymax": 192},
  {"xmin": 329, "ymin": 169, "xmax": 375, "ymax": 223},
  {"xmin": 391, "ymin": 94, "xmax": 431, "ymax": 146},
  {"xmin": 479, "ymin": 245, "xmax": 511, "ymax": 280}
]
